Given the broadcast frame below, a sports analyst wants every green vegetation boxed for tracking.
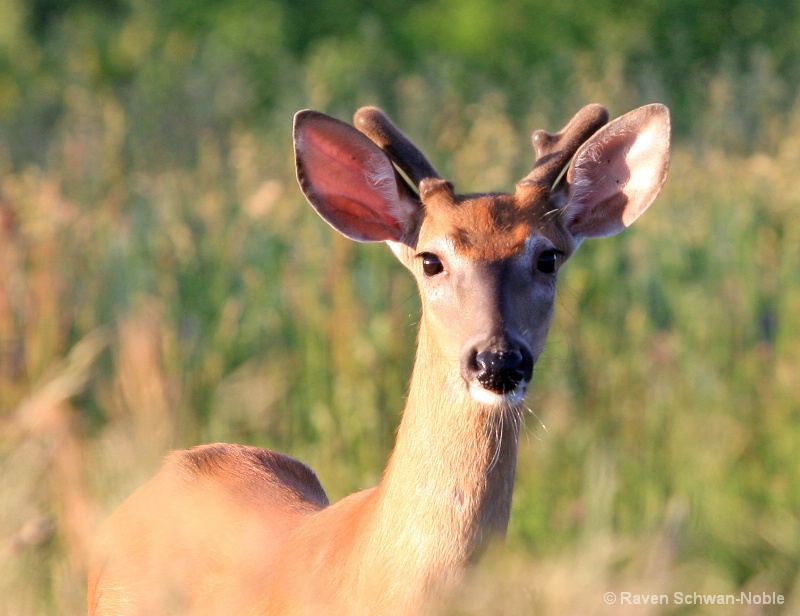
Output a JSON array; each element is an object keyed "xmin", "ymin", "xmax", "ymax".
[{"xmin": 1, "ymin": 1, "xmax": 798, "ymax": 613}]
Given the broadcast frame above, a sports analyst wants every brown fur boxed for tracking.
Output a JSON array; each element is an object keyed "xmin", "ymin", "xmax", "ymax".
[
  {"xmin": 88, "ymin": 103, "xmax": 670, "ymax": 615},
  {"xmin": 419, "ymin": 182, "xmax": 575, "ymax": 262}
]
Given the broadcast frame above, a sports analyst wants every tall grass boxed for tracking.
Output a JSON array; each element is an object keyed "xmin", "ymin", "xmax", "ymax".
[{"xmin": 1, "ymin": 57, "xmax": 799, "ymax": 614}]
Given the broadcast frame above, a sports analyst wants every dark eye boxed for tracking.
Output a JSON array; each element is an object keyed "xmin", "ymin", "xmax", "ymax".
[
  {"xmin": 536, "ymin": 250, "xmax": 559, "ymax": 274},
  {"xmin": 420, "ymin": 253, "xmax": 444, "ymax": 277}
]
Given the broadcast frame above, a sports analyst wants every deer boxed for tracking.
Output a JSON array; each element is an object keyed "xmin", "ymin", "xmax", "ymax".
[{"xmin": 87, "ymin": 102, "xmax": 670, "ymax": 615}]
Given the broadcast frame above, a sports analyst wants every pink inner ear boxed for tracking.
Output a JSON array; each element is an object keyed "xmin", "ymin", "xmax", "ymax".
[
  {"xmin": 565, "ymin": 133, "xmax": 633, "ymax": 237},
  {"xmin": 564, "ymin": 104, "xmax": 670, "ymax": 239},
  {"xmin": 295, "ymin": 113, "xmax": 407, "ymax": 243}
]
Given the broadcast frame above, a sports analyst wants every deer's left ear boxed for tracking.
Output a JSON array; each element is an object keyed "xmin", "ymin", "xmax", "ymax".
[
  {"xmin": 294, "ymin": 110, "xmax": 419, "ymax": 243},
  {"xmin": 561, "ymin": 104, "xmax": 670, "ymax": 239}
]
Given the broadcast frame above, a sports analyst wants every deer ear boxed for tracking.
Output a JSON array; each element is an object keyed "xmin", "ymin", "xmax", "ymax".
[
  {"xmin": 561, "ymin": 104, "xmax": 670, "ymax": 239},
  {"xmin": 293, "ymin": 110, "xmax": 418, "ymax": 243}
]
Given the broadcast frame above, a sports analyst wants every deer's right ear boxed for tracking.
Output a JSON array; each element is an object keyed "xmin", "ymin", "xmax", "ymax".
[{"xmin": 294, "ymin": 110, "xmax": 419, "ymax": 243}]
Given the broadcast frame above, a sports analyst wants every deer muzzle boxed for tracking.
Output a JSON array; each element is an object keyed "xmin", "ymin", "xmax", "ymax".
[{"xmin": 463, "ymin": 341, "xmax": 534, "ymax": 404}]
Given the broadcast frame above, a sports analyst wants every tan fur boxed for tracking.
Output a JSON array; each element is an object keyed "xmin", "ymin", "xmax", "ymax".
[
  {"xmin": 89, "ymin": 327, "xmax": 525, "ymax": 615},
  {"xmin": 88, "ymin": 103, "xmax": 669, "ymax": 615}
]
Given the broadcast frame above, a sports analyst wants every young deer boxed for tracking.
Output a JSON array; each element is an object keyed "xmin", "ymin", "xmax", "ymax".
[{"xmin": 88, "ymin": 103, "xmax": 670, "ymax": 615}]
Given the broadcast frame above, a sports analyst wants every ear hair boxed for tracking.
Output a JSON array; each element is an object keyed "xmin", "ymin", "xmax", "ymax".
[
  {"xmin": 293, "ymin": 110, "xmax": 421, "ymax": 243},
  {"xmin": 560, "ymin": 104, "xmax": 670, "ymax": 239}
]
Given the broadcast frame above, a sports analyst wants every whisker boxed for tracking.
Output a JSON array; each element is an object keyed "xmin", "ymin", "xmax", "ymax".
[
  {"xmin": 522, "ymin": 404, "xmax": 548, "ymax": 441},
  {"xmin": 487, "ymin": 411, "xmax": 503, "ymax": 473}
]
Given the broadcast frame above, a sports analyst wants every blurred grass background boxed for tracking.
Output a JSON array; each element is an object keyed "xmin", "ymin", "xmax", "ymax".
[{"xmin": 0, "ymin": 0, "xmax": 799, "ymax": 613}]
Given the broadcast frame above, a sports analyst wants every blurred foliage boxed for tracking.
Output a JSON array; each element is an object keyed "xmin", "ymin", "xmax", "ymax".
[
  {"xmin": 1, "ymin": 0, "xmax": 799, "ymax": 614},
  {"xmin": 2, "ymin": 0, "xmax": 800, "ymax": 166}
]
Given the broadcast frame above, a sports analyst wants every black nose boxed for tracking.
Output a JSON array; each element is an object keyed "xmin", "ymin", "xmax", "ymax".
[{"xmin": 474, "ymin": 349, "xmax": 529, "ymax": 394}]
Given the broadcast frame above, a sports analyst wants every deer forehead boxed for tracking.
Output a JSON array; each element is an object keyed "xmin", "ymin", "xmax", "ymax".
[{"xmin": 417, "ymin": 186, "xmax": 571, "ymax": 261}]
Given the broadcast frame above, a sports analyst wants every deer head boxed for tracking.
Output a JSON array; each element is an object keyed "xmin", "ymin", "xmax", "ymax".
[{"xmin": 293, "ymin": 104, "xmax": 670, "ymax": 407}]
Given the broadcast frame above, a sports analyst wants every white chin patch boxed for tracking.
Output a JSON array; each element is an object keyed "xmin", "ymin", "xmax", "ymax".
[{"xmin": 469, "ymin": 383, "xmax": 527, "ymax": 406}]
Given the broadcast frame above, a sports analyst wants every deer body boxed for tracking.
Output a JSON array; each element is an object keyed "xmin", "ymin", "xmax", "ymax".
[{"xmin": 88, "ymin": 103, "xmax": 670, "ymax": 615}]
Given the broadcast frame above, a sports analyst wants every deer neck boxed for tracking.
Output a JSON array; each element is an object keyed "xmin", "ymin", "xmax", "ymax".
[{"xmin": 360, "ymin": 321, "xmax": 522, "ymax": 600}]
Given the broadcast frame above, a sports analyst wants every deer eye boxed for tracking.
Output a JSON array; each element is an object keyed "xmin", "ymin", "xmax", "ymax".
[
  {"xmin": 420, "ymin": 253, "xmax": 444, "ymax": 277},
  {"xmin": 536, "ymin": 250, "xmax": 560, "ymax": 274}
]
